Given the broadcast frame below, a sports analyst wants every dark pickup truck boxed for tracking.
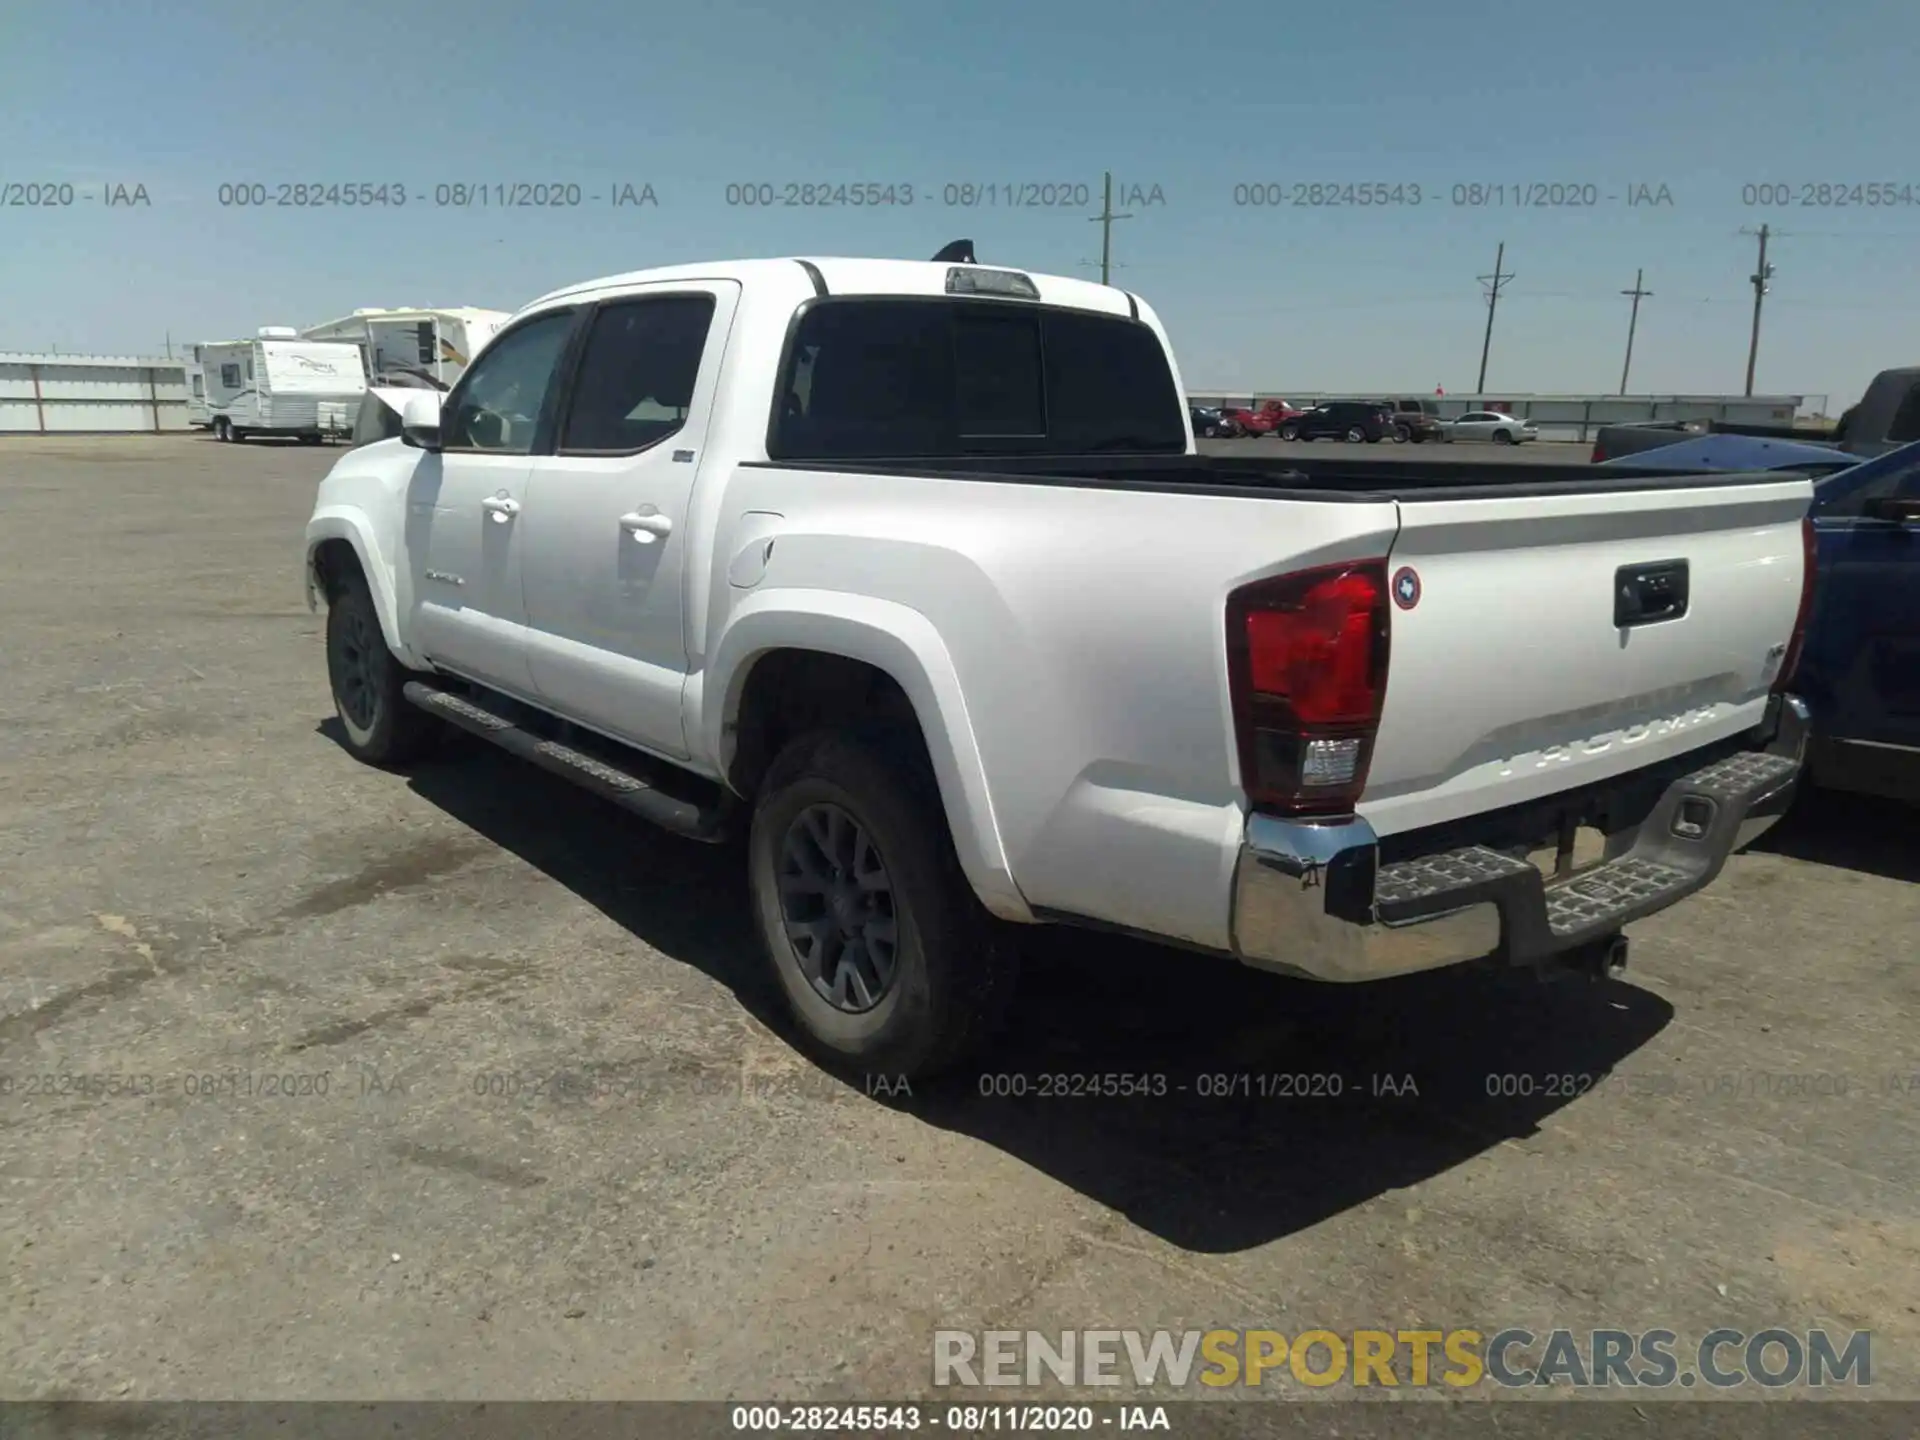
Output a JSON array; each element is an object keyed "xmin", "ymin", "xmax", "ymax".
[{"xmin": 1591, "ymin": 367, "xmax": 1920, "ymax": 464}]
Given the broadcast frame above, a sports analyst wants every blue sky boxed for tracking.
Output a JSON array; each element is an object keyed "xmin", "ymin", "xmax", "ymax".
[{"xmin": 3, "ymin": 0, "xmax": 1915, "ymax": 410}]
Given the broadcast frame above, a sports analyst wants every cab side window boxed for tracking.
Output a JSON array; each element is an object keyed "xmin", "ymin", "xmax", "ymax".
[
  {"xmin": 442, "ymin": 310, "xmax": 576, "ymax": 454},
  {"xmin": 559, "ymin": 295, "xmax": 717, "ymax": 455},
  {"xmin": 1885, "ymin": 386, "xmax": 1920, "ymax": 445}
]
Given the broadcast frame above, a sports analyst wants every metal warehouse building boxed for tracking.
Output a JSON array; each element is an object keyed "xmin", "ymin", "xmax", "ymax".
[
  {"xmin": 0, "ymin": 353, "xmax": 191, "ymax": 434},
  {"xmin": 1187, "ymin": 391, "xmax": 1810, "ymax": 443}
]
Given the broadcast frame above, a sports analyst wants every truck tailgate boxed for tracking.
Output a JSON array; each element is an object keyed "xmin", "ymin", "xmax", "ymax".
[{"xmin": 1363, "ymin": 475, "xmax": 1811, "ymax": 836}]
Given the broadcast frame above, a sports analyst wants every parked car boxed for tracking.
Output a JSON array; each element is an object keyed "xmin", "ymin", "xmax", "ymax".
[
  {"xmin": 1448, "ymin": 410, "xmax": 1538, "ymax": 444},
  {"xmin": 1598, "ymin": 434, "xmax": 1860, "ymax": 478},
  {"xmin": 1795, "ymin": 443, "xmax": 1920, "ymax": 803},
  {"xmin": 1223, "ymin": 399, "xmax": 1301, "ymax": 436},
  {"xmin": 305, "ymin": 249, "xmax": 1813, "ymax": 1078},
  {"xmin": 1382, "ymin": 399, "xmax": 1449, "ymax": 444},
  {"xmin": 1592, "ymin": 366, "xmax": 1920, "ymax": 464},
  {"xmin": 1275, "ymin": 400, "xmax": 1394, "ymax": 442},
  {"xmin": 1190, "ymin": 405, "xmax": 1238, "ymax": 439}
]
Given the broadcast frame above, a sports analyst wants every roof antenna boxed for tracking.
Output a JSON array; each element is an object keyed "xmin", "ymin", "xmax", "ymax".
[{"xmin": 931, "ymin": 239, "xmax": 975, "ymax": 264}]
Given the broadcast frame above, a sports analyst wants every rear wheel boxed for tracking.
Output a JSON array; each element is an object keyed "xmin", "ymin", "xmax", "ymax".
[
  {"xmin": 1345, "ymin": 426, "xmax": 1366, "ymax": 442},
  {"xmin": 1392, "ymin": 425, "xmax": 1411, "ymax": 443},
  {"xmin": 1494, "ymin": 429, "xmax": 1515, "ymax": 445},
  {"xmin": 748, "ymin": 731, "xmax": 1019, "ymax": 1079},
  {"xmin": 325, "ymin": 568, "xmax": 439, "ymax": 767},
  {"xmin": 1277, "ymin": 424, "xmax": 1300, "ymax": 441},
  {"xmin": 212, "ymin": 417, "xmax": 230, "ymax": 442}
]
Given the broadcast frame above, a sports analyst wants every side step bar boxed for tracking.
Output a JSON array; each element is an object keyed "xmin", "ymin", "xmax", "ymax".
[{"xmin": 402, "ymin": 682, "xmax": 731, "ymax": 843}]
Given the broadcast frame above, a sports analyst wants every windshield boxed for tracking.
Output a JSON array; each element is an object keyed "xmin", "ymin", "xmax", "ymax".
[{"xmin": 770, "ymin": 298, "xmax": 1187, "ymax": 459}]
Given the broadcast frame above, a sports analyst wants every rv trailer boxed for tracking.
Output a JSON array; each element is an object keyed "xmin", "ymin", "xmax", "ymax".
[
  {"xmin": 183, "ymin": 346, "xmax": 212, "ymax": 429},
  {"xmin": 199, "ymin": 329, "xmax": 368, "ymax": 443},
  {"xmin": 297, "ymin": 306, "xmax": 508, "ymax": 389}
]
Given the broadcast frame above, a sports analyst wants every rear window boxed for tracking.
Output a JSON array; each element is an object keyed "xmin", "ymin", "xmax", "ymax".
[{"xmin": 769, "ymin": 298, "xmax": 1186, "ymax": 460}]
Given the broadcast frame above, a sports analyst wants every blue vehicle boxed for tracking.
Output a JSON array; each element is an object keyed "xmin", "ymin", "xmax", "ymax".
[
  {"xmin": 1604, "ymin": 437, "xmax": 1920, "ymax": 802},
  {"xmin": 1598, "ymin": 432, "xmax": 1860, "ymax": 477},
  {"xmin": 1796, "ymin": 442, "xmax": 1920, "ymax": 802}
]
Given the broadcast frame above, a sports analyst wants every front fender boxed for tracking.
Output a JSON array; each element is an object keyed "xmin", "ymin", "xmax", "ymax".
[
  {"xmin": 304, "ymin": 509, "xmax": 425, "ymax": 669},
  {"xmin": 705, "ymin": 589, "xmax": 1032, "ymax": 923}
]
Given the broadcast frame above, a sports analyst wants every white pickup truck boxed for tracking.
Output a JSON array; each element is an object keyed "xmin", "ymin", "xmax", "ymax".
[{"xmin": 305, "ymin": 249, "xmax": 1815, "ymax": 1077}]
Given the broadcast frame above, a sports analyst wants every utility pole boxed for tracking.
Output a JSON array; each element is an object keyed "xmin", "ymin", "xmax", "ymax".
[
  {"xmin": 1088, "ymin": 171, "xmax": 1132, "ymax": 286},
  {"xmin": 1742, "ymin": 223, "xmax": 1773, "ymax": 396},
  {"xmin": 1475, "ymin": 241, "xmax": 1513, "ymax": 394},
  {"xmin": 1618, "ymin": 269, "xmax": 1652, "ymax": 394}
]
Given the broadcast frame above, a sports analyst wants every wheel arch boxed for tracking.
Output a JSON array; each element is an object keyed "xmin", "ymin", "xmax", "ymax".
[
  {"xmin": 706, "ymin": 593, "xmax": 1030, "ymax": 922},
  {"xmin": 305, "ymin": 512, "xmax": 420, "ymax": 666}
]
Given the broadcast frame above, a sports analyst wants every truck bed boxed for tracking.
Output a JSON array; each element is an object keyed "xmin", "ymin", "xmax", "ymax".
[{"xmin": 756, "ymin": 452, "xmax": 1809, "ymax": 502}]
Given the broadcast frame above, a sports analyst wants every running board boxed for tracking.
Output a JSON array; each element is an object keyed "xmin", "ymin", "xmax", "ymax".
[{"xmin": 402, "ymin": 682, "xmax": 731, "ymax": 842}]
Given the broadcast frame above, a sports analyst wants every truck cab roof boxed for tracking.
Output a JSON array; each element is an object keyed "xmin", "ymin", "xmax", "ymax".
[{"xmin": 521, "ymin": 257, "xmax": 1142, "ymax": 320}]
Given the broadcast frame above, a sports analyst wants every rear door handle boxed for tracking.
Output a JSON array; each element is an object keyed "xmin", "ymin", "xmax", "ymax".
[
  {"xmin": 480, "ymin": 495, "xmax": 521, "ymax": 522},
  {"xmin": 620, "ymin": 511, "xmax": 673, "ymax": 540}
]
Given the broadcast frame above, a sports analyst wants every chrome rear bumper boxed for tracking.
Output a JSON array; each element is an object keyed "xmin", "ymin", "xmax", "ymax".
[{"xmin": 1230, "ymin": 696, "xmax": 1810, "ymax": 983}]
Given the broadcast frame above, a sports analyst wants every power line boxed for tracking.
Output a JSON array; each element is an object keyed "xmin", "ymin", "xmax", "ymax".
[
  {"xmin": 1475, "ymin": 241, "xmax": 1513, "ymax": 392},
  {"xmin": 1087, "ymin": 171, "xmax": 1132, "ymax": 287},
  {"xmin": 1741, "ymin": 223, "xmax": 1773, "ymax": 396},
  {"xmin": 1619, "ymin": 268, "xmax": 1652, "ymax": 394}
]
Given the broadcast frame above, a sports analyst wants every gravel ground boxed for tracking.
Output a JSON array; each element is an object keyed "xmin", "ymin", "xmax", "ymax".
[{"xmin": 1, "ymin": 435, "xmax": 1915, "ymax": 1408}]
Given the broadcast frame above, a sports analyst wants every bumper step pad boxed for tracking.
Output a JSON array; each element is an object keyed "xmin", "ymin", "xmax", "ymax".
[{"xmin": 1369, "ymin": 741, "xmax": 1802, "ymax": 962}]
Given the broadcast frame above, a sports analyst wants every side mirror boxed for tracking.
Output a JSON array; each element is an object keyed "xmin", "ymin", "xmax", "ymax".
[
  {"xmin": 401, "ymin": 392, "xmax": 443, "ymax": 450},
  {"xmin": 1864, "ymin": 495, "xmax": 1920, "ymax": 526}
]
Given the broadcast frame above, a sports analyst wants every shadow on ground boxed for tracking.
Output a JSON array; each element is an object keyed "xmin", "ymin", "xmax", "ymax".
[
  {"xmin": 365, "ymin": 728, "xmax": 1675, "ymax": 1254},
  {"xmin": 1751, "ymin": 785, "xmax": 1919, "ymax": 884}
]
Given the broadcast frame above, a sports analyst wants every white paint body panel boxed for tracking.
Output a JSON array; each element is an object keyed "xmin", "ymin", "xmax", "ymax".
[
  {"xmin": 305, "ymin": 255, "xmax": 1810, "ymax": 952},
  {"xmin": 1364, "ymin": 479, "xmax": 1809, "ymax": 835}
]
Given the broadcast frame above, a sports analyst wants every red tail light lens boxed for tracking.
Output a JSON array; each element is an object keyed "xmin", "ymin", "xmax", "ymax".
[
  {"xmin": 1590, "ymin": 442, "xmax": 1606, "ymax": 463},
  {"xmin": 1772, "ymin": 514, "xmax": 1817, "ymax": 693},
  {"xmin": 1227, "ymin": 561, "xmax": 1391, "ymax": 815}
]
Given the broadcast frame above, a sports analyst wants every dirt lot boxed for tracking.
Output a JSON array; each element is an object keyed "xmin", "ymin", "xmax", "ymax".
[{"xmin": 2, "ymin": 435, "xmax": 1916, "ymax": 1404}]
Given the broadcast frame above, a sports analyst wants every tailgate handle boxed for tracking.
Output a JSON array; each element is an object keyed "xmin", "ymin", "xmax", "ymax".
[{"xmin": 1614, "ymin": 560, "xmax": 1690, "ymax": 628}]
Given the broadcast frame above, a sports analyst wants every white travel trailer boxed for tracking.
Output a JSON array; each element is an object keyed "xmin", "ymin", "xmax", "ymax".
[
  {"xmin": 297, "ymin": 306, "xmax": 508, "ymax": 389},
  {"xmin": 200, "ymin": 329, "xmax": 368, "ymax": 443}
]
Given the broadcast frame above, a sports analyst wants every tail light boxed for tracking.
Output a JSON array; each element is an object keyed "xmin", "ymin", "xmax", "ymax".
[
  {"xmin": 1772, "ymin": 515, "xmax": 1818, "ymax": 693},
  {"xmin": 1590, "ymin": 442, "xmax": 1606, "ymax": 463},
  {"xmin": 1226, "ymin": 561, "xmax": 1391, "ymax": 816}
]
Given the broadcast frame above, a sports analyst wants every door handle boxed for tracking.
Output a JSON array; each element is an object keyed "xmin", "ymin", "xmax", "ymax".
[
  {"xmin": 620, "ymin": 511, "xmax": 674, "ymax": 540},
  {"xmin": 481, "ymin": 495, "xmax": 521, "ymax": 522},
  {"xmin": 1613, "ymin": 559, "xmax": 1690, "ymax": 628}
]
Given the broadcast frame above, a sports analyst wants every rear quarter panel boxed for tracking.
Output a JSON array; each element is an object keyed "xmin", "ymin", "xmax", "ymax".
[{"xmin": 704, "ymin": 465, "xmax": 1398, "ymax": 947}]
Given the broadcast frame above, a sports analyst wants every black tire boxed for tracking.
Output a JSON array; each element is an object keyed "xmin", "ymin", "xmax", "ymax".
[
  {"xmin": 1277, "ymin": 424, "xmax": 1301, "ymax": 441},
  {"xmin": 1392, "ymin": 425, "xmax": 1410, "ymax": 443},
  {"xmin": 1202, "ymin": 424, "xmax": 1220, "ymax": 438},
  {"xmin": 299, "ymin": 432, "xmax": 323, "ymax": 446},
  {"xmin": 213, "ymin": 417, "xmax": 230, "ymax": 442},
  {"xmin": 324, "ymin": 568, "xmax": 439, "ymax": 767},
  {"xmin": 1345, "ymin": 426, "xmax": 1366, "ymax": 442},
  {"xmin": 1494, "ymin": 429, "xmax": 1515, "ymax": 445},
  {"xmin": 748, "ymin": 731, "xmax": 1019, "ymax": 1079}
]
